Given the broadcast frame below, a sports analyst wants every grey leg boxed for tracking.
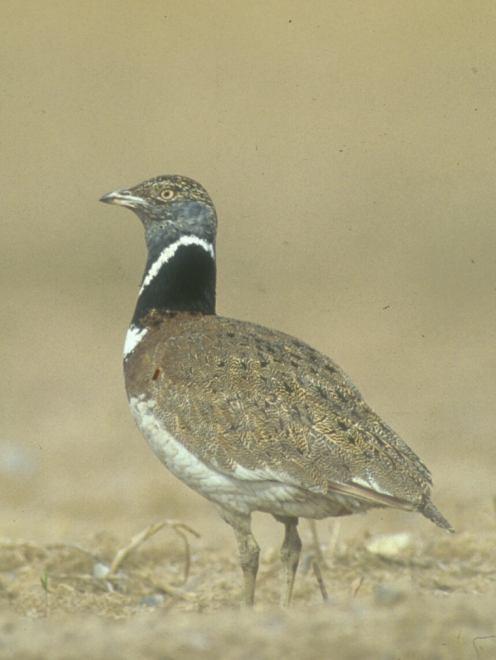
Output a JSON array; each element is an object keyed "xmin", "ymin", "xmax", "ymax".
[
  {"xmin": 275, "ymin": 515, "xmax": 302, "ymax": 606},
  {"xmin": 220, "ymin": 508, "xmax": 260, "ymax": 606}
]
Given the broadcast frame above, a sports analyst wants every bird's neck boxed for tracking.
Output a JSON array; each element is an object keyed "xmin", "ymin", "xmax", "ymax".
[{"xmin": 131, "ymin": 235, "xmax": 216, "ymax": 326}]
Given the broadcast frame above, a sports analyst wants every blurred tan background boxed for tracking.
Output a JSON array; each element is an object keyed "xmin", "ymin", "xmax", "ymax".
[{"xmin": 1, "ymin": 0, "xmax": 495, "ymax": 552}]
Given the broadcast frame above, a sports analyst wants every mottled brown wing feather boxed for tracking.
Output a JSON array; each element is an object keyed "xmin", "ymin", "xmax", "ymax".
[{"xmin": 127, "ymin": 313, "xmax": 439, "ymax": 517}]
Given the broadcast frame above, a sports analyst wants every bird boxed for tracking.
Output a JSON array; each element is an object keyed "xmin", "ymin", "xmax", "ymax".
[{"xmin": 100, "ymin": 174, "xmax": 453, "ymax": 607}]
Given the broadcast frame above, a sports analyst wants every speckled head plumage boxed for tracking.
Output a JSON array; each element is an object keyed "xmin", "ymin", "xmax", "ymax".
[{"xmin": 100, "ymin": 174, "xmax": 217, "ymax": 250}]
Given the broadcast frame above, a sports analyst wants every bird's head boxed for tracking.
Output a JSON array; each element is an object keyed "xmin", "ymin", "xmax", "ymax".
[{"xmin": 100, "ymin": 175, "xmax": 217, "ymax": 251}]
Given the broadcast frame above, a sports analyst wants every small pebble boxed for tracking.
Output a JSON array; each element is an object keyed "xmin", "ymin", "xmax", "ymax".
[
  {"xmin": 365, "ymin": 532, "xmax": 412, "ymax": 558},
  {"xmin": 140, "ymin": 594, "xmax": 165, "ymax": 608},
  {"xmin": 93, "ymin": 563, "xmax": 110, "ymax": 579}
]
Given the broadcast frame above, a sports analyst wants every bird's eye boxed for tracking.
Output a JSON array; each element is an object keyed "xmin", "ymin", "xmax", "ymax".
[{"xmin": 159, "ymin": 189, "xmax": 175, "ymax": 201}]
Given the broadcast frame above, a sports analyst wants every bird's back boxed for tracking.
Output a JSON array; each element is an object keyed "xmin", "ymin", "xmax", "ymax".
[{"xmin": 124, "ymin": 310, "xmax": 451, "ymax": 530}]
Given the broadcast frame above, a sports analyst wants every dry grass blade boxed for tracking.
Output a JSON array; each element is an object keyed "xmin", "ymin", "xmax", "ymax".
[
  {"xmin": 173, "ymin": 527, "xmax": 192, "ymax": 584},
  {"xmin": 108, "ymin": 520, "xmax": 200, "ymax": 577},
  {"xmin": 150, "ymin": 578, "xmax": 198, "ymax": 602},
  {"xmin": 351, "ymin": 575, "xmax": 364, "ymax": 598}
]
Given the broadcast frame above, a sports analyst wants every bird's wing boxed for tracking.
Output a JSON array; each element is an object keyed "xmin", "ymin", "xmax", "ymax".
[{"xmin": 144, "ymin": 314, "xmax": 437, "ymax": 516}]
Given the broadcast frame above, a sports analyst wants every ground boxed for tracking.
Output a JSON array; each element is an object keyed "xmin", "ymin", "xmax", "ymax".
[
  {"xmin": 1, "ymin": 449, "xmax": 495, "ymax": 659},
  {"xmin": 1, "ymin": 524, "xmax": 496, "ymax": 659}
]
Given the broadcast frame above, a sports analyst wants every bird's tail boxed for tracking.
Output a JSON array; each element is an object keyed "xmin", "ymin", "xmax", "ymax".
[{"xmin": 421, "ymin": 499, "xmax": 454, "ymax": 533}]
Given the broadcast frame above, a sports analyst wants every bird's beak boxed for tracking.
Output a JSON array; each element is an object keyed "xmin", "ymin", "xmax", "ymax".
[{"xmin": 99, "ymin": 189, "xmax": 143, "ymax": 209}]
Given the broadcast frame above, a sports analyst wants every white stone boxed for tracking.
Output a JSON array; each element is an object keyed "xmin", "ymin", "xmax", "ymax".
[
  {"xmin": 93, "ymin": 562, "xmax": 110, "ymax": 578},
  {"xmin": 365, "ymin": 532, "xmax": 412, "ymax": 558}
]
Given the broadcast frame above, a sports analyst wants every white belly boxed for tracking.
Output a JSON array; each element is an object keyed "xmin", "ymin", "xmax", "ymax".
[{"xmin": 128, "ymin": 395, "xmax": 351, "ymax": 518}]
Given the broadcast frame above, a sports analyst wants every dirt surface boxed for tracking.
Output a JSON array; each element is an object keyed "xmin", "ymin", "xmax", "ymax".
[
  {"xmin": 2, "ymin": 2, "xmax": 496, "ymax": 658},
  {"xmin": 1, "ymin": 527, "xmax": 496, "ymax": 659}
]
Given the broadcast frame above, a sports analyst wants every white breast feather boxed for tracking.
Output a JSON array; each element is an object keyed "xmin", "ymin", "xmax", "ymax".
[{"xmin": 123, "ymin": 325, "xmax": 148, "ymax": 358}]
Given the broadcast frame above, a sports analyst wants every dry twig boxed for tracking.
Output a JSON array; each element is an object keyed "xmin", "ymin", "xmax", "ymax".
[{"xmin": 108, "ymin": 520, "xmax": 200, "ymax": 580}]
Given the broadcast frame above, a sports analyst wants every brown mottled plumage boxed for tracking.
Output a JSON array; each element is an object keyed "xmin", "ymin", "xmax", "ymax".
[
  {"xmin": 101, "ymin": 174, "xmax": 453, "ymax": 607},
  {"xmin": 127, "ymin": 311, "xmax": 446, "ymax": 521}
]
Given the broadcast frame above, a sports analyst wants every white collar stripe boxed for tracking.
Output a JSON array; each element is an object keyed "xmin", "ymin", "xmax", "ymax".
[
  {"xmin": 123, "ymin": 325, "xmax": 148, "ymax": 358},
  {"xmin": 140, "ymin": 235, "xmax": 214, "ymax": 295}
]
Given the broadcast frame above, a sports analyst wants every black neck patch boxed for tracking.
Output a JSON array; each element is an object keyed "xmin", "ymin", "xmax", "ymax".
[{"xmin": 132, "ymin": 243, "xmax": 216, "ymax": 325}]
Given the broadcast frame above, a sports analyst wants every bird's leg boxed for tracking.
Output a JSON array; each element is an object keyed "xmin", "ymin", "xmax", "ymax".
[
  {"xmin": 219, "ymin": 509, "xmax": 260, "ymax": 606},
  {"xmin": 275, "ymin": 515, "xmax": 302, "ymax": 607}
]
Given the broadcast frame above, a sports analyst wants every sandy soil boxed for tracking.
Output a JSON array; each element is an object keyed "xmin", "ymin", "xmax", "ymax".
[
  {"xmin": 1, "ymin": 523, "xmax": 496, "ymax": 659},
  {"xmin": 2, "ymin": 2, "xmax": 496, "ymax": 658}
]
